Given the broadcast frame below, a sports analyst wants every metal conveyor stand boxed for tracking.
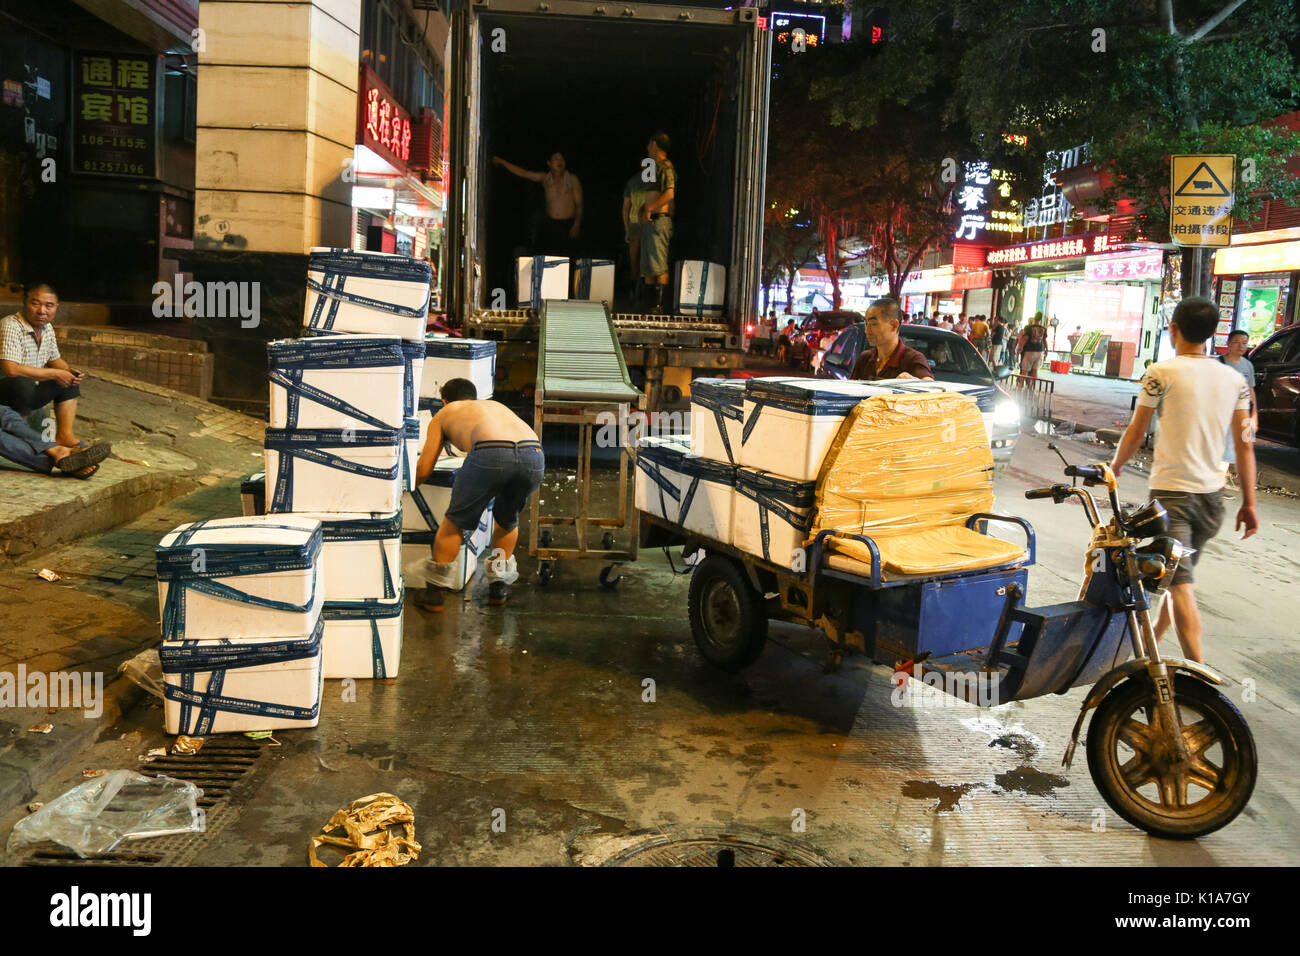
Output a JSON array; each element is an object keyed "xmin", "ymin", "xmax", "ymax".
[{"xmin": 529, "ymin": 299, "xmax": 645, "ymax": 587}]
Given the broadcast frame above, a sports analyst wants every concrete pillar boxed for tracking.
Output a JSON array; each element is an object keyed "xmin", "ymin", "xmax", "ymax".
[
  {"xmin": 182, "ymin": 0, "xmax": 361, "ymax": 401},
  {"xmin": 194, "ymin": 0, "xmax": 359, "ymax": 252}
]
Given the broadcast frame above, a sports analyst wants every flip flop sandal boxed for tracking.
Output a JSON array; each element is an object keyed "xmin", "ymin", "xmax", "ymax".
[
  {"xmin": 70, "ymin": 463, "xmax": 99, "ymax": 480},
  {"xmin": 55, "ymin": 443, "xmax": 112, "ymax": 473}
]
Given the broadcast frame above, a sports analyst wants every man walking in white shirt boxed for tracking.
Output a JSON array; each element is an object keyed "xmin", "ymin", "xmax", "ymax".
[{"xmin": 1111, "ymin": 298, "xmax": 1257, "ymax": 664}]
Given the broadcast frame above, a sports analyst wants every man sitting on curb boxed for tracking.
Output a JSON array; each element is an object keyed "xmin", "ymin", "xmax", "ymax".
[
  {"xmin": 0, "ymin": 404, "xmax": 111, "ymax": 478},
  {"xmin": 413, "ymin": 378, "xmax": 545, "ymax": 609},
  {"xmin": 1, "ymin": 282, "xmax": 87, "ymax": 448}
]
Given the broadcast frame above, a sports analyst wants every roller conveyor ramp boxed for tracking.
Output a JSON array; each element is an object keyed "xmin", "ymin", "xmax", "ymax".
[{"xmin": 529, "ymin": 300, "xmax": 645, "ymax": 585}]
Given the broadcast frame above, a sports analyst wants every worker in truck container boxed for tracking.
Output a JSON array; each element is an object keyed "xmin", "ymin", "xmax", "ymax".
[
  {"xmin": 622, "ymin": 171, "xmax": 653, "ymax": 302},
  {"xmin": 639, "ymin": 132, "xmax": 676, "ymax": 314},
  {"xmin": 493, "ymin": 151, "xmax": 583, "ymax": 257},
  {"xmin": 413, "ymin": 378, "xmax": 545, "ymax": 610}
]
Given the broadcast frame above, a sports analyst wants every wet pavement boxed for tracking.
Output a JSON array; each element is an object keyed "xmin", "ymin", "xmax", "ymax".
[{"xmin": 2, "ymin": 432, "xmax": 1298, "ymax": 866}]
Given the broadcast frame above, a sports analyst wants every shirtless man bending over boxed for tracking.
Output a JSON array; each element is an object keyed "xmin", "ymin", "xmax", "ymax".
[
  {"xmin": 493, "ymin": 151, "xmax": 583, "ymax": 255},
  {"xmin": 414, "ymin": 378, "xmax": 546, "ymax": 608}
]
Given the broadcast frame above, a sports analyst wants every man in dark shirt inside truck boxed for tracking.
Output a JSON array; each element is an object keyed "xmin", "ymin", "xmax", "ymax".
[{"xmin": 850, "ymin": 297, "xmax": 935, "ymax": 381}]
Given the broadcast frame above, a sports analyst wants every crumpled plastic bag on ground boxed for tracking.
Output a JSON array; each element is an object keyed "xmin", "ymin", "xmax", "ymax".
[
  {"xmin": 308, "ymin": 792, "xmax": 420, "ymax": 867},
  {"xmin": 118, "ymin": 648, "xmax": 165, "ymax": 700},
  {"xmin": 7, "ymin": 770, "xmax": 204, "ymax": 858}
]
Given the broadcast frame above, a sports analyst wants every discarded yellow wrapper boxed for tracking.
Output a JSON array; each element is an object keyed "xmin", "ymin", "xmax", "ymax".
[
  {"xmin": 37, "ymin": 569, "xmax": 60, "ymax": 582},
  {"xmin": 173, "ymin": 735, "xmax": 204, "ymax": 755},
  {"xmin": 309, "ymin": 792, "xmax": 421, "ymax": 868},
  {"xmin": 28, "ymin": 723, "xmax": 53, "ymax": 734},
  {"xmin": 812, "ymin": 393, "xmax": 1024, "ymax": 576}
]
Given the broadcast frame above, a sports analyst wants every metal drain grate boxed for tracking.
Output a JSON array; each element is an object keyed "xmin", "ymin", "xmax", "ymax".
[
  {"xmin": 602, "ymin": 826, "xmax": 838, "ymax": 867},
  {"xmin": 20, "ymin": 737, "xmax": 266, "ymax": 867}
]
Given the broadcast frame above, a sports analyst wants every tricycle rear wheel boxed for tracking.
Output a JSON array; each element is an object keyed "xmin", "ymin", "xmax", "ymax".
[
  {"xmin": 688, "ymin": 555, "xmax": 768, "ymax": 672},
  {"xmin": 1086, "ymin": 674, "xmax": 1256, "ymax": 839}
]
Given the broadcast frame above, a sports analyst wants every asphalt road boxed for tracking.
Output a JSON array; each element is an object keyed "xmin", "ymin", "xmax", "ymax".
[{"xmin": 3, "ymin": 431, "xmax": 1297, "ymax": 867}]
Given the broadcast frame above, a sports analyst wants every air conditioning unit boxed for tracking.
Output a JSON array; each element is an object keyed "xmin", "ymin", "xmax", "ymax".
[{"xmin": 409, "ymin": 107, "xmax": 441, "ymax": 181}]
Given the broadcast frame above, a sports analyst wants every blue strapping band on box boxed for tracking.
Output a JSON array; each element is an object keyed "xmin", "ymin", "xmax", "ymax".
[
  {"xmin": 264, "ymin": 427, "xmax": 402, "ymax": 513},
  {"xmin": 635, "ymin": 453, "xmax": 682, "ymax": 520},
  {"xmin": 690, "ymin": 379, "xmax": 744, "ymax": 462},
  {"xmin": 161, "ymin": 619, "xmax": 323, "ymax": 733},
  {"xmin": 319, "ymin": 513, "xmax": 401, "ymax": 599},
  {"xmin": 156, "ymin": 519, "xmax": 322, "ymax": 578}
]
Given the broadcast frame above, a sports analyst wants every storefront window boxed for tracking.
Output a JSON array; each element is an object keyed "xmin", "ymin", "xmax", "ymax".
[{"xmin": 1235, "ymin": 275, "xmax": 1290, "ymax": 347}]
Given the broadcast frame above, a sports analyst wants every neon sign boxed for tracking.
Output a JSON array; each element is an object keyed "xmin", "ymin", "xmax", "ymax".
[
  {"xmin": 986, "ymin": 234, "xmax": 1111, "ymax": 267},
  {"xmin": 358, "ymin": 66, "xmax": 411, "ymax": 171}
]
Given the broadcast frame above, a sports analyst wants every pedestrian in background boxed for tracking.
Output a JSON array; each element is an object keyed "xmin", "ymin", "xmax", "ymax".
[
  {"xmin": 1111, "ymin": 297, "xmax": 1257, "ymax": 664},
  {"xmin": 1018, "ymin": 313, "xmax": 1047, "ymax": 377},
  {"xmin": 1218, "ymin": 329, "xmax": 1258, "ymax": 487},
  {"xmin": 991, "ymin": 316, "xmax": 1007, "ymax": 367},
  {"xmin": 970, "ymin": 314, "xmax": 990, "ymax": 361}
]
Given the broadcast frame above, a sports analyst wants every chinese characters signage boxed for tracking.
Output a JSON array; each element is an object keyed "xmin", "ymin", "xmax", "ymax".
[
  {"xmin": 953, "ymin": 161, "xmax": 1018, "ymax": 240},
  {"xmin": 73, "ymin": 51, "xmax": 155, "ymax": 178},
  {"xmin": 358, "ymin": 67, "xmax": 411, "ymax": 173},
  {"xmin": 1084, "ymin": 251, "xmax": 1163, "ymax": 282},
  {"xmin": 1170, "ymin": 154, "xmax": 1235, "ymax": 246},
  {"xmin": 986, "ymin": 233, "xmax": 1112, "ymax": 267},
  {"xmin": 1023, "ymin": 145, "xmax": 1086, "ymax": 231}
]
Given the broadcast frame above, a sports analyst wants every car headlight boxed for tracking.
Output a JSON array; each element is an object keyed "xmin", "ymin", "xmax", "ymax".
[{"xmin": 992, "ymin": 399, "xmax": 1020, "ymax": 427}]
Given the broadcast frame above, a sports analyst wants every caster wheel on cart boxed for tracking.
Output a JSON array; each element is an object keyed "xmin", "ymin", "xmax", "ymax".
[
  {"xmin": 601, "ymin": 531, "xmax": 615, "ymax": 551},
  {"xmin": 538, "ymin": 563, "xmax": 554, "ymax": 587},
  {"xmin": 599, "ymin": 564, "xmax": 621, "ymax": 589},
  {"xmin": 539, "ymin": 530, "xmax": 552, "ymax": 548},
  {"xmin": 687, "ymin": 555, "xmax": 768, "ymax": 672},
  {"xmin": 1086, "ymin": 674, "xmax": 1257, "ymax": 839}
]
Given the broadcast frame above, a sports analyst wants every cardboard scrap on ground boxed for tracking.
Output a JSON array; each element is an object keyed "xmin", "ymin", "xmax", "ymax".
[{"xmin": 308, "ymin": 792, "xmax": 421, "ymax": 868}]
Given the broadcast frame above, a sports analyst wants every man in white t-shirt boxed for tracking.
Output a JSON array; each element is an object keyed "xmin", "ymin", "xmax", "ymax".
[{"xmin": 1111, "ymin": 297, "xmax": 1257, "ymax": 663}]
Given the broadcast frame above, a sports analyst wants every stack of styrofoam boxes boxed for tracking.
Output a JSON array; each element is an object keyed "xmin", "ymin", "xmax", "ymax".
[
  {"xmin": 635, "ymin": 434, "xmax": 736, "ymax": 543},
  {"xmin": 571, "ymin": 257, "xmax": 616, "ymax": 305},
  {"xmin": 156, "ymin": 516, "xmax": 327, "ymax": 734},
  {"xmin": 270, "ymin": 246, "xmax": 433, "ymax": 679},
  {"xmin": 517, "ymin": 255, "xmax": 569, "ymax": 308},
  {"xmin": 732, "ymin": 377, "xmax": 985, "ymax": 568},
  {"xmin": 402, "ymin": 334, "xmax": 499, "ymax": 589}
]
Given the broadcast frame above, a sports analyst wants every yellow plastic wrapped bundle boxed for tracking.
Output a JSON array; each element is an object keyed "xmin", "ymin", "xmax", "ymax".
[{"xmin": 811, "ymin": 393, "xmax": 1022, "ymax": 576}]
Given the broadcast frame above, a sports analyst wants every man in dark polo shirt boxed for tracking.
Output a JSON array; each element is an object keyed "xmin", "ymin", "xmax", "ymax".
[{"xmin": 850, "ymin": 297, "xmax": 934, "ymax": 381}]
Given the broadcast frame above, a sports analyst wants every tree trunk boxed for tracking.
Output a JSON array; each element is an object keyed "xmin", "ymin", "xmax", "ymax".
[{"xmin": 785, "ymin": 272, "xmax": 795, "ymax": 312}]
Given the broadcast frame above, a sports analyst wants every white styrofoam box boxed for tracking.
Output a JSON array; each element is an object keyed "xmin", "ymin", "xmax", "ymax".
[
  {"xmin": 264, "ymin": 427, "xmax": 403, "ymax": 514},
  {"xmin": 739, "ymin": 378, "xmax": 906, "ymax": 482},
  {"xmin": 674, "ymin": 260, "xmax": 726, "ymax": 317},
  {"xmin": 689, "ymin": 378, "xmax": 747, "ymax": 465},
  {"xmin": 732, "ymin": 468, "xmax": 816, "ymax": 568},
  {"xmin": 156, "ymin": 515, "xmax": 324, "ymax": 642},
  {"xmin": 517, "ymin": 255, "xmax": 569, "ymax": 308},
  {"xmin": 401, "ymin": 536, "xmax": 486, "ymax": 592},
  {"xmin": 571, "ymin": 258, "xmax": 616, "ymax": 304},
  {"xmin": 677, "ymin": 454, "xmax": 737, "ymax": 542},
  {"xmin": 419, "ymin": 336, "xmax": 495, "ymax": 401},
  {"xmin": 287, "ymin": 511, "xmax": 402, "ymax": 603},
  {"xmin": 321, "ymin": 595, "xmax": 403, "ymax": 679},
  {"xmin": 160, "ymin": 621, "xmax": 324, "ymax": 734},
  {"xmin": 400, "ymin": 340, "xmax": 425, "ymax": 417},
  {"xmin": 241, "ymin": 473, "xmax": 266, "ymax": 517},
  {"xmin": 634, "ymin": 436, "xmax": 692, "ymax": 523},
  {"xmin": 268, "ymin": 336, "xmax": 406, "ymax": 430},
  {"xmin": 303, "ymin": 247, "xmax": 431, "ymax": 340}
]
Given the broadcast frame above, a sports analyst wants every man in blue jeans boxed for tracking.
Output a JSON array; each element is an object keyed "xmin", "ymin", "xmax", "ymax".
[
  {"xmin": 0, "ymin": 404, "xmax": 111, "ymax": 478},
  {"xmin": 414, "ymin": 378, "xmax": 545, "ymax": 608}
]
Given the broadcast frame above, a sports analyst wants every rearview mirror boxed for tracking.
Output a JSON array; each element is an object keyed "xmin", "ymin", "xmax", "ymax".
[{"xmin": 995, "ymin": 365, "xmax": 1012, "ymax": 380}]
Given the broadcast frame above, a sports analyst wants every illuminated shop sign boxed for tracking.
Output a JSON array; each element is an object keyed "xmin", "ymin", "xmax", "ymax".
[
  {"xmin": 986, "ymin": 233, "xmax": 1112, "ymax": 267},
  {"xmin": 954, "ymin": 162, "xmax": 1018, "ymax": 241},
  {"xmin": 357, "ymin": 66, "xmax": 411, "ymax": 172},
  {"xmin": 1084, "ymin": 251, "xmax": 1163, "ymax": 282},
  {"xmin": 1212, "ymin": 239, "xmax": 1300, "ymax": 275}
]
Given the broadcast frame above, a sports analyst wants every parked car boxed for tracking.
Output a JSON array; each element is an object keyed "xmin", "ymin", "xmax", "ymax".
[
  {"xmin": 816, "ymin": 322, "xmax": 1021, "ymax": 467},
  {"xmin": 1250, "ymin": 324, "xmax": 1300, "ymax": 448},
  {"xmin": 801, "ymin": 310, "xmax": 862, "ymax": 357}
]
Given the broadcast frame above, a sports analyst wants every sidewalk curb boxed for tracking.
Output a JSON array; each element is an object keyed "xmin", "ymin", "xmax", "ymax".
[{"xmin": 0, "ymin": 673, "xmax": 147, "ymax": 818}]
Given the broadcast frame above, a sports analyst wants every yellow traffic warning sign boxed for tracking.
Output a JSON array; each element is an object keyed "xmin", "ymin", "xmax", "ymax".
[{"xmin": 1170, "ymin": 154, "xmax": 1235, "ymax": 246}]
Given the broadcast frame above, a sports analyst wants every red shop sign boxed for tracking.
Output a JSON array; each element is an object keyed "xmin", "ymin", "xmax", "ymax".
[{"xmin": 358, "ymin": 66, "xmax": 411, "ymax": 172}]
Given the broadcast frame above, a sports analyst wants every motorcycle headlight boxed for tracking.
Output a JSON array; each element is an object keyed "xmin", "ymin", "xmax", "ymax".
[{"xmin": 992, "ymin": 399, "xmax": 1020, "ymax": 427}]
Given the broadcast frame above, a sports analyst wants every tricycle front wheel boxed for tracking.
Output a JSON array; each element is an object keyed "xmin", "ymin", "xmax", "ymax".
[
  {"xmin": 688, "ymin": 555, "xmax": 768, "ymax": 672},
  {"xmin": 1086, "ymin": 674, "xmax": 1257, "ymax": 839}
]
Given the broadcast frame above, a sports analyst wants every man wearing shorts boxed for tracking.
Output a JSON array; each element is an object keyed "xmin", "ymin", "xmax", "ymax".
[
  {"xmin": 1111, "ymin": 297, "xmax": 1257, "ymax": 664},
  {"xmin": 414, "ymin": 378, "xmax": 545, "ymax": 608},
  {"xmin": 640, "ymin": 131, "xmax": 676, "ymax": 314}
]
